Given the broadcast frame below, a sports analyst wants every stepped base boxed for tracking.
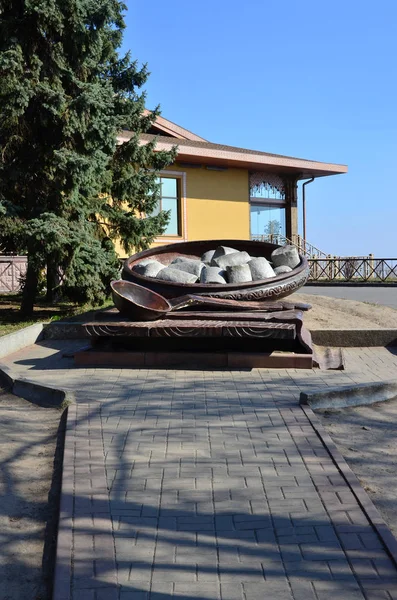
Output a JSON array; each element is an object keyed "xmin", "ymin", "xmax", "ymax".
[
  {"xmin": 73, "ymin": 308, "xmax": 315, "ymax": 370},
  {"xmin": 74, "ymin": 349, "xmax": 312, "ymax": 369}
]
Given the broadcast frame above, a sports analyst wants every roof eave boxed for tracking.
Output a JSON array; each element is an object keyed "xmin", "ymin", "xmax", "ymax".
[
  {"xmin": 117, "ymin": 132, "xmax": 348, "ymax": 178},
  {"xmin": 149, "ymin": 138, "xmax": 347, "ymax": 179},
  {"xmin": 174, "ymin": 151, "xmax": 347, "ymax": 178},
  {"xmin": 142, "ymin": 110, "xmax": 207, "ymax": 142}
]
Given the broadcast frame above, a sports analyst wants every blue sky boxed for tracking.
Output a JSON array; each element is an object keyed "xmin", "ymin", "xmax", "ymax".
[{"xmin": 122, "ymin": 0, "xmax": 396, "ymax": 256}]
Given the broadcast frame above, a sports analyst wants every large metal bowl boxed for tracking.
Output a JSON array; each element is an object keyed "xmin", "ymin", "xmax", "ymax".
[{"xmin": 122, "ymin": 239, "xmax": 309, "ymax": 301}]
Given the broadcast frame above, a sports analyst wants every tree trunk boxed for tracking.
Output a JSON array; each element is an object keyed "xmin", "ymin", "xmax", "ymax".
[
  {"xmin": 46, "ymin": 258, "xmax": 61, "ymax": 303},
  {"xmin": 20, "ymin": 259, "xmax": 39, "ymax": 317}
]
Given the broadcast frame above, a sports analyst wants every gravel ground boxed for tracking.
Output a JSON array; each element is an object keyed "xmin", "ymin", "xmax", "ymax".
[
  {"xmin": 318, "ymin": 399, "xmax": 397, "ymax": 539},
  {"xmin": 301, "ymin": 285, "xmax": 397, "ymax": 309},
  {"xmin": 291, "ymin": 292, "xmax": 397, "ymax": 330},
  {"xmin": 0, "ymin": 388, "xmax": 64, "ymax": 600}
]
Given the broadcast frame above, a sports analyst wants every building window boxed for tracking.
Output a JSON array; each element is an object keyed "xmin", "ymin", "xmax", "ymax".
[
  {"xmin": 249, "ymin": 172, "xmax": 286, "ymax": 240},
  {"xmin": 152, "ymin": 176, "xmax": 180, "ymax": 236},
  {"xmin": 250, "ymin": 205, "xmax": 286, "ymax": 238}
]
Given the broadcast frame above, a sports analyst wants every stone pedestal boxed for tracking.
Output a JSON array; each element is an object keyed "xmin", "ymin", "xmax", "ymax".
[{"xmin": 74, "ymin": 308, "xmax": 314, "ymax": 369}]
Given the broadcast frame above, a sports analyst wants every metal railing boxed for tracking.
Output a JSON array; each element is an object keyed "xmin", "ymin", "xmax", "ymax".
[
  {"xmin": 2, "ymin": 253, "xmax": 396, "ymax": 291},
  {"xmin": 252, "ymin": 233, "xmax": 328, "ymax": 258},
  {"xmin": 0, "ymin": 256, "xmax": 27, "ymax": 293},
  {"xmin": 250, "ymin": 238, "xmax": 397, "ymax": 282},
  {"xmin": 308, "ymin": 256, "xmax": 397, "ymax": 282}
]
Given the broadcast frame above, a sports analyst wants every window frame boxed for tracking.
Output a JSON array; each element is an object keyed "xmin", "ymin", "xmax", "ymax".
[
  {"xmin": 154, "ymin": 170, "xmax": 187, "ymax": 242},
  {"xmin": 249, "ymin": 175, "xmax": 287, "ymax": 239},
  {"xmin": 249, "ymin": 201, "xmax": 287, "ymax": 238}
]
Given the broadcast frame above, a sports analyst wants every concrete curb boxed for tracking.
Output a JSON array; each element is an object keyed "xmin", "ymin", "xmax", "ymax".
[
  {"xmin": 300, "ymin": 379, "xmax": 397, "ymax": 410},
  {"xmin": 311, "ymin": 329, "xmax": 397, "ymax": 347},
  {"xmin": 0, "ymin": 322, "xmax": 45, "ymax": 358},
  {"xmin": 0, "ymin": 362, "xmax": 76, "ymax": 408},
  {"xmin": 302, "ymin": 405, "xmax": 397, "ymax": 568},
  {"xmin": 0, "ymin": 322, "xmax": 76, "ymax": 407},
  {"xmin": 42, "ymin": 322, "xmax": 89, "ymax": 340},
  {"xmin": 306, "ymin": 282, "xmax": 397, "ymax": 288},
  {"xmin": 52, "ymin": 403, "xmax": 76, "ymax": 600}
]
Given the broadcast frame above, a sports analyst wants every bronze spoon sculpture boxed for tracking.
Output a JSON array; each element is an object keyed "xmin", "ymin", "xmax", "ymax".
[{"xmin": 111, "ymin": 280, "xmax": 310, "ymax": 321}]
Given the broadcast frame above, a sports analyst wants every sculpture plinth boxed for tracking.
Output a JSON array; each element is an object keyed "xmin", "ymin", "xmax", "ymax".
[{"xmin": 74, "ymin": 307, "xmax": 315, "ymax": 369}]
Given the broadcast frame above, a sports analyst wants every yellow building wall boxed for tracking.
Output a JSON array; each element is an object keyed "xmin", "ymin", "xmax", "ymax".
[
  {"xmin": 183, "ymin": 166, "xmax": 249, "ymax": 241},
  {"xmin": 115, "ymin": 165, "xmax": 250, "ymax": 256}
]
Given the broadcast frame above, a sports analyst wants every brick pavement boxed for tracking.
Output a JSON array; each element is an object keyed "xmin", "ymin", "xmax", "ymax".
[{"xmin": 2, "ymin": 342, "xmax": 397, "ymax": 599}]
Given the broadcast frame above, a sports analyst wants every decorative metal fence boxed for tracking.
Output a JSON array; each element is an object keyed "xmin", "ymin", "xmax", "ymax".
[
  {"xmin": 251, "ymin": 236, "xmax": 397, "ymax": 283},
  {"xmin": 1, "ymin": 254, "xmax": 396, "ymax": 290},
  {"xmin": 252, "ymin": 234, "xmax": 328, "ymax": 258},
  {"xmin": 308, "ymin": 256, "xmax": 397, "ymax": 282},
  {"xmin": 0, "ymin": 256, "xmax": 27, "ymax": 293}
]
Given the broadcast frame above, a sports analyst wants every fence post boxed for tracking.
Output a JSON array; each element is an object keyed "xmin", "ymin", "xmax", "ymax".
[
  {"xmin": 368, "ymin": 252, "xmax": 375, "ymax": 279},
  {"xmin": 333, "ymin": 256, "xmax": 338, "ymax": 280},
  {"xmin": 311, "ymin": 257, "xmax": 316, "ymax": 280},
  {"xmin": 326, "ymin": 255, "xmax": 331, "ymax": 280}
]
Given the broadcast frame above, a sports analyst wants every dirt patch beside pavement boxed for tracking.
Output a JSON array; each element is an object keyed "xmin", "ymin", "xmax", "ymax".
[
  {"xmin": 291, "ymin": 292, "xmax": 397, "ymax": 330},
  {"xmin": 0, "ymin": 388, "xmax": 64, "ymax": 600},
  {"xmin": 318, "ymin": 399, "xmax": 397, "ymax": 540}
]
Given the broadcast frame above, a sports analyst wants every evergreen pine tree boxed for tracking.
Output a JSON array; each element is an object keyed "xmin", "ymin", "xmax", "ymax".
[{"xmin": 0, "ymin": 0, "xmax": 176, "ymax": 315}]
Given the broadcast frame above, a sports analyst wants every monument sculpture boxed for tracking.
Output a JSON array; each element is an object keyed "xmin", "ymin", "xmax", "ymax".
[
  {"xmin": 121, "ymin": 239, "xmax": 310, "ymax": 302},
  {"xmin": 73, "ymin": 239, "xmax": 332, "ymax": 369}
]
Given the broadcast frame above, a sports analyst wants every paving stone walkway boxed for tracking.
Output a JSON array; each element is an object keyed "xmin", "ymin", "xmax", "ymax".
[{"xmin": 2, "ymin": 342, "xmax": 397, "ymax": 599}]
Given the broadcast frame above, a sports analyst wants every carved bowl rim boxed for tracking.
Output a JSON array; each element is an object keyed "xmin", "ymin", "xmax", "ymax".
[{"xmin": 122, "ymin": 239, "xmax": 308, "ymax": 294}]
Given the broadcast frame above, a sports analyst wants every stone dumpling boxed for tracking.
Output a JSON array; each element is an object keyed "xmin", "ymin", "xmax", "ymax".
[
  {"xmin": 201, "ymin": 249, "xmax": 216, "ymax": 265},
  {"xmin": 132, "ymin": 259, "xmax": 164, "ymax": 278},
  {"xmin": 274, "ymin": 265, "xmax": 293, "ymax": 275},
  {"xmin": 156, "ymin": 267, "xmax": 198, "ymax": 284},
  {"xmin": 171, "ymin": 256, "xmax": 194, "ymax": 264},
  {"xmin": 133, "ymin": 244, "xmax": 301, "ymax": 285},
  {"xmin": 200, "ymin": 266, "xmax": 227, "ymax": 284},
  {"xmin": 248, "ymin": 257, "xmax": 276, "ymax": 281},
  {"xmin": 170, "ymin": 259, "xmax": 204, "ymax": 277},
  {"xmin": 226, "ymin": 264, "xmax": 252, "ymax": 283},
  {"xmin": 212, "ymin": 251, "xmax": 251, "ymax": 269},
  {"xmin": 271, "ymin": 245, "xmax": 300, "ymax": 269},
  {"xmin": 210, "ymin": 246, "xmax": 238, "ymax": 264}
]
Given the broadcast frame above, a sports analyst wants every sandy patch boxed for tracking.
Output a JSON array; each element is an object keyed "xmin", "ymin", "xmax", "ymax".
[
  {"xmin": 291, "ymin": 292, "xmax": 397, "ymax": 330},
  {"xmin": 0, "ymin": 389, "xmax": 63, "ymax": 600},
  {"xmin": 318, "ymin": 400, "xmax": 397, "ymax": 539}
]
